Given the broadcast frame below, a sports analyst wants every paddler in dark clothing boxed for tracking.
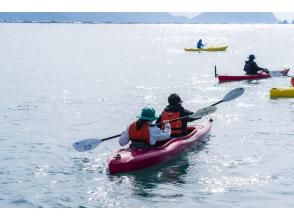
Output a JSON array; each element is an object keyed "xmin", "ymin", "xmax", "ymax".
[
  {"xmin": 156, "ymin": 94, "xmax": 196, "ymax": 138},
  {"xmin": 196, "ymin": 39, "xmax": 205, "ymax": 49},
  {"xmin": 244, "ymin": 54, "xmax": 268, "ymax": 75}
]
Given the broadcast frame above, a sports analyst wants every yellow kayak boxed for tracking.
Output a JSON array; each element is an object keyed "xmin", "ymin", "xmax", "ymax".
[
  {"xmin": 270, "ymin": 87, "xmax": 294, "ymax": 98},
  {"xmin": 184, "ymin": 45, "xmax": 228, "ymax": 52}
]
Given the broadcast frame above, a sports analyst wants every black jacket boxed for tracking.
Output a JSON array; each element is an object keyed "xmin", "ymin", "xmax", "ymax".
[
  {"xmin": 156, "ymin": 104, "xmax": 195, "ymax": 136},
  {"xmin": 244, "ymin": 60, "xmax": 263, "ymax": 75}
]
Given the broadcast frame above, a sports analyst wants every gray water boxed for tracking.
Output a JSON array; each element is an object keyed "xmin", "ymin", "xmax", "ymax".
[{"xmin": 0, "ymin": 23, "xmax": 294, "ymax": 208}]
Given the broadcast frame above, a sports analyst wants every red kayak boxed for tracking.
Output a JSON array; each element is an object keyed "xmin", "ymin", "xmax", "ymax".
[
  {"xmin": 108, "ymin": 119, "xmax": 213, "ymax": 174},
  {"xmin": 217, "ymin": 68, "xmax": 290, "ymax": 83}
]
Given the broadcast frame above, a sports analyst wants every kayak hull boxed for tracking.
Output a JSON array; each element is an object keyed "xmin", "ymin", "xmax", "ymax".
[
  {"xmin": 217, "ymin": 68, "xmax": 290, "ymax": 83},
  {"xmin": 218, "ymin": 73, "xmax": 271, "ymax": 83},
  {"xmin": 270, "ymin": 87, "xmax": 294, "ymax": 98},
  {"xmin": 184, "ymin": 46, "xmax": 228, "ymax": 52},
  {"xmin": 108, "ymin": 120, "xmax": 212, "ymax": 174}
]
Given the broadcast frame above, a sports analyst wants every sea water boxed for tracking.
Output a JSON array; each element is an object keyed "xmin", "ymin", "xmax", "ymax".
[{"xmin": 0, "ymin": 23, "xmax": 294, "ymax": 207}]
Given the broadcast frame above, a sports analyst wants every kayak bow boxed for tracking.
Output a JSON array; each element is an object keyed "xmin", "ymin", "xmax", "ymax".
[{"xmin": 270, "ymin": 87, "xmax": 294, "ymax": 98}]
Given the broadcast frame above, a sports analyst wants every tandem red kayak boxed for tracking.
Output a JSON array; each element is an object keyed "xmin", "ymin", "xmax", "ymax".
[
  {"xmin": 108, "ymin": 119, "xmax": 213, "ymax": 175},
  {"xmin": 217, "ymin": 68, "xmax": 290, "ymax": 83}
]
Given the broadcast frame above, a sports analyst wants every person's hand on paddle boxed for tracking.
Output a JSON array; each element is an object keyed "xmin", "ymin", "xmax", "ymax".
[
  {"xmin": 163, "ymin": 120, "xmax": 170, "ymax": 126},
  {"xmin": 162, "ymin": 120, "xmax": 171, "ymax": 136},
  {"xmin": 263, "ymin": 68, "xmax": 269, "ymax": 73}
]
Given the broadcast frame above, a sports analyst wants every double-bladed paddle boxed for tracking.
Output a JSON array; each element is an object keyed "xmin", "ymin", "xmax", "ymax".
[
  {"xmin": 72, "ymin": 87, "xmax": 244, "ymax": 152},
  {"xmin": 72, "ymin": 106, "xmax": 216, "ymax": 152}
]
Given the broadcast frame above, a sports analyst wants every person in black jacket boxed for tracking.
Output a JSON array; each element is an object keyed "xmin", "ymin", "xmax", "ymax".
[
  {"xmin": 156, "ymin": 94, "xmax": 196, "ymax": 137},
  {"xmin": 196, "ymin": 39, "xmax": 205, "ymax": 49},
  {"xmin": 244, "ymin": 54, "xmax": 268, "ymax": 75}
]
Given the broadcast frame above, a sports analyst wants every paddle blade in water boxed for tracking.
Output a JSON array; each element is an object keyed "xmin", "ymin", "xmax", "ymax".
[
  {"xmin": 223, "ymin": 87, "xmax": 245, "ymax": 102},
  {"xmin": 191, "ymin": 106, "xmax": 217, "ymax": 119},
  {"xmin": 73, "ymin": 138, "xmax": 102, "ymax": 152}
]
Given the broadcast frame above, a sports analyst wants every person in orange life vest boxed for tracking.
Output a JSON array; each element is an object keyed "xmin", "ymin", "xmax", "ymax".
[
  {"xmin": 119, "ymin": 107, "xmax": 171, "ymax": 148},
  {"xmin": 156, "ymin": 94, "xmax": 195, "ymax": 138}
]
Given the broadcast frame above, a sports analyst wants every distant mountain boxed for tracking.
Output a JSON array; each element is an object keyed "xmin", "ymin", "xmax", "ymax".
[
  {"xmin": 0, "ymin": 13, "xmax": 67, "ymax": 22},
  {"xmin": 0, "ymin": 12, "xmax": 189, "ymax": 23},
  {"xmin": 192, "ymin": 12, "xmax": 278, "ymax": 24},
  {"xmin": 0, "ymin": 12, "xmax": 279, "ymax": 24}
]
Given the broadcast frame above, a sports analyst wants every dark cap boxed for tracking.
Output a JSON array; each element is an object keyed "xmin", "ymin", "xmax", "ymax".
[
  {"xmin": 168, "ymin": 93, "xmax": 182, "ymax": 105},
  {"xmin": 248, "ymin": 54, "xmax": 256, "ymax": 60}
]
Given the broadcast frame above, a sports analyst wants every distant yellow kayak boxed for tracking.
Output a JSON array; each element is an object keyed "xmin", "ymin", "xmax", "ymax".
[
  {"xmin": 270, "ymin": 87, "xmax": 294, "ymax": 98},
  {"xmin": 184, "ymin": 45, "xmax": 228, "ymax": 52}
]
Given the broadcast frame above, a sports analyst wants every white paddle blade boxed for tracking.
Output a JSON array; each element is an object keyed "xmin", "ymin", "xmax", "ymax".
[
  {"xmin": 223, "ymin": 87, "xmax": 245, "ymax": 102},
  {"xmin": 269, "ymin": 71, "xmax": 284, "ymax": 77},
  {"xmin": 191, "ymin": 106, "xmax": 217, "ymax": 119},
  {"xmin": 73, "ymin": 138, "xmax": 102, "ymax": 152}
]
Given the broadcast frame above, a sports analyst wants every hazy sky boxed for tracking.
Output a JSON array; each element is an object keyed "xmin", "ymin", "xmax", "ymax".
[
  {"xmin": 274, "ymin": 12, "xmax": 294, "ymax": 21},
  {"xmin": 171, "ymin": 12, "xmax": 294, "ymax": 21}
]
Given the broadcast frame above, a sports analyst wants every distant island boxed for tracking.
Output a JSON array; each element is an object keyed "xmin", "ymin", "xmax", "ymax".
[{"xmin": 0, "ymin": 12, "xmax": 291, "ymax": 24}]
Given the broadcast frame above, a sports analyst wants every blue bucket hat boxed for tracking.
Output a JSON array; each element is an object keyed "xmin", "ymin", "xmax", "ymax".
[{"xmin": 137, "ymin": 107, "xmax": 158, "ymax": 121}]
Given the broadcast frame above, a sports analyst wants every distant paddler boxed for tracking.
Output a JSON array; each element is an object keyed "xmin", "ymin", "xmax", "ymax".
[
  {"xmin": 243, "ymin": 54, "xmax": 268, "ymax": 75},
  {"xmin": 196, "ymin": 38, "xmax": 206, "ymax": 49}
]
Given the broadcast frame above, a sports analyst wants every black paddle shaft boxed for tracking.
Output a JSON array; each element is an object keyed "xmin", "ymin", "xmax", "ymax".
[
  {"xmin": 101, "ymin": 116, "xmax": 198, "ymax": 140},
  {"xmin": 102, "ymin": 134, "xmax": 121, "ymax": 142},
  {"xmin": 211, "ymin": 100, "xmax": 223, "ymax": 106},
  {"xmin": 100, "ymin": 98, "xmax": 226, "ymax": 140},
  {"xmin": 150, "ymin": 115, "xmax": 201, "ymax": 127},
  {"xmin": 103, "ymin": 115, "xmax": 198, "ymax": 139}
]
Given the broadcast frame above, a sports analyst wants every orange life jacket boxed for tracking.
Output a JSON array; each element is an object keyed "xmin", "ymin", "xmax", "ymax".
[
  {"xmin": 161, "ymin": 111, "xmax": 183, "ymax": 135},
  {"xmin": 128, "ymin": 121, "xmax": 150, "ymax": 144}
]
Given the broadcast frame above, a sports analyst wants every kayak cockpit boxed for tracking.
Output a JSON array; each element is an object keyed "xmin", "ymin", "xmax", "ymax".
[{"xmin": 128, "ymin": 126, "xmax": 198, "ymax": 150}]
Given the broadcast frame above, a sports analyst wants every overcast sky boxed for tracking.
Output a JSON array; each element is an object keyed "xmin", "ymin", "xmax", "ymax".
[{"xmin": 274, "ymin": 12, "xmax": 294, "ymax": 21}]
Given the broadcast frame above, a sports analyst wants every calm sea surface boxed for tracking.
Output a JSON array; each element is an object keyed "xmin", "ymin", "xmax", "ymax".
[{"xmin": 0, "ymin": 23, "xmax": 294, "ymax": 207}]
